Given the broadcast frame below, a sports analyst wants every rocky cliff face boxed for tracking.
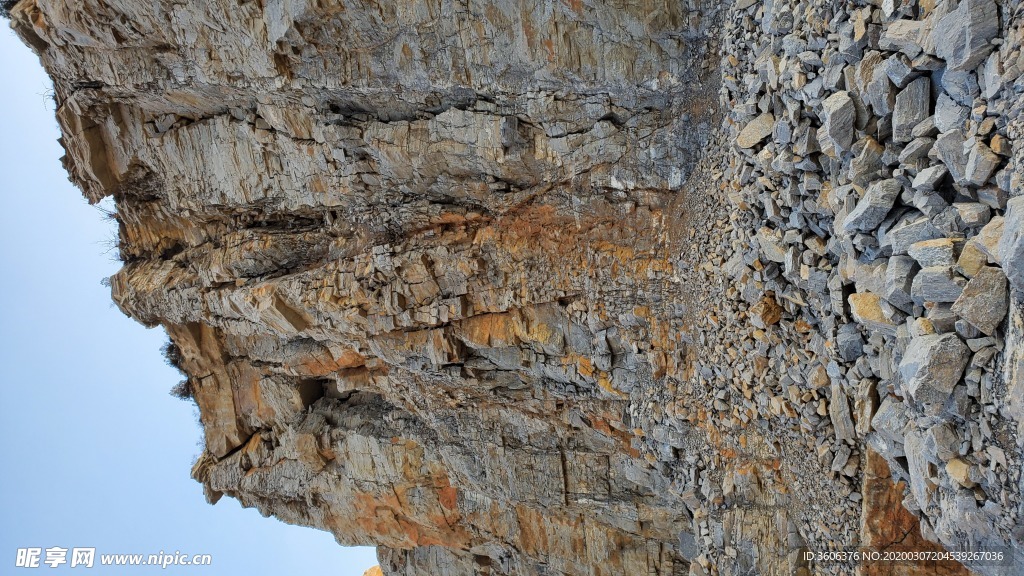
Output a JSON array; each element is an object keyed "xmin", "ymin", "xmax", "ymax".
[{"xmin": 11, "ymin": 0, "xmax": 1024, "ymax": 574}]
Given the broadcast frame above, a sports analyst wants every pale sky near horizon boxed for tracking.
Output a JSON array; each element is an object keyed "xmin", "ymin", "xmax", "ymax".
[{"xmin": 0, "ymin": 26, "xmax": 379, "ymax": 575}]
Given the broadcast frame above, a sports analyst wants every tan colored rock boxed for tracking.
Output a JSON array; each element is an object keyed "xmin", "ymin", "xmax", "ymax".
[
  {"xmin": 736, "ymin": 113, "xmax": 775, "ymax": 149},
  {"xmin": 749, "ymin": 295, "xmax": 783, "ymax": 328},
  {"xmin": 849, "ymin": 292, "xmax": 898, "ymax": 335},
  {"xmin": 946, "ymin": 458, "xmax": 976, "ymax": 488}
]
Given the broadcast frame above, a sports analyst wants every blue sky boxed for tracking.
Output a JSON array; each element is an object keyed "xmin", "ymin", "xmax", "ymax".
[{"xmin": 0, "ymin": 25, "xmax": 378, "ymax": 575}]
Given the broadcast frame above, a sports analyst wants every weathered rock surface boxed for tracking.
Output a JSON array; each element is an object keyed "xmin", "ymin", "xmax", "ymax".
[{"xmin": 11, "ymin": 0, "xmax": 1024, "ymax": 574}]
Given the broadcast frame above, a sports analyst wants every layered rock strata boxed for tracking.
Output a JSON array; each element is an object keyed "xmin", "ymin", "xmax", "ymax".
[{"xmin": 10, "ymin": 0, "xmax": 1024, "ymax": 574}]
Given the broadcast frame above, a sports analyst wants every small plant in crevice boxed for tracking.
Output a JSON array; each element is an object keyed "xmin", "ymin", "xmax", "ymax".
[
  {"xmin": 161, "ymin": 338, "xmax": 185, "ymax": 372},
  {"xmin": 1, "ymin": 1, "xmax": 19, "ymax": 19},
  {"xmin": 162, "ymin": 339, "xmax": 194, "ymax": 401},
  {"xmin": 169, "ymin": 379, "xmax": 194, "ymax": 401}
]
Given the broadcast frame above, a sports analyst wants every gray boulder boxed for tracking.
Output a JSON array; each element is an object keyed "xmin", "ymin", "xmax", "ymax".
[
  {"xmin": 843, "ymin": 179, "xmax": 902, "ymax": 233},
  {"xmin": 998, "ymin": 197, "xmax": 1024, "ymax": 292},
  {"xmin": 951, "ymin": 266, "xmax": 1008, "ymax": 335},
  {"xmin": 911, "ymin": 266, "xmax": 967, "ymax": 303},
  {"xmin": 899, "ymin": 333, "xmax": 970, "ymax": 413},
  {"xmin": 818, "ymin": 91, "xmax": 856, "ymax": 157},
  {"xmin": 934, "ymin": 130, "xmax": 970, "ymax": 185},
  {"xmin": 965, "ymin": 140, "xmax": 1000, "ymax": 187},
  {"xmin": 893, "ymin": 77, "xmax": 931, "ymax": 143},
  {"xmin": 934, "ymin": 94, "xmax": 969, "ymax": 133},
  {"xmin": 885, "ymin": 255, "xmax": 919, "ymax": 312},
  {"xmin": 933, "ymin": 0, "xmax": 999, "ymax": 72}
]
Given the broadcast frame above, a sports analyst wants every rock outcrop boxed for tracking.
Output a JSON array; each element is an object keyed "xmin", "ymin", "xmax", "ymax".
[{"xmin": 10, "ymin": 0, "xmax": 1024, "ymax": 574}]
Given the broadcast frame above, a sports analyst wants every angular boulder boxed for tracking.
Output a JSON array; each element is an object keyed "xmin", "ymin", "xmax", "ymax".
[{"xmin": 899, "ymin": 333, "xmax": 970, "ymax": 413}]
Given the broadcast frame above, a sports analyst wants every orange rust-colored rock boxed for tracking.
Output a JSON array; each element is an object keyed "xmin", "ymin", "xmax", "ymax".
[{"xmin": 860, "ymin": 450, "xmax": 973, "ymax": 576}]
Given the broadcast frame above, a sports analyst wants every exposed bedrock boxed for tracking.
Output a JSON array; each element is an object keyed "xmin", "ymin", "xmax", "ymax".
[{"xmin": 10, "ymin": 0, "xmax": 1024, "ymax": 574}]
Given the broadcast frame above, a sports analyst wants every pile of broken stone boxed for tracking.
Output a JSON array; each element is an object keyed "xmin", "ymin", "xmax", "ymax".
[{"xmin": 719, "ymin": 0, "xmax": 1024, "ymax": 566}]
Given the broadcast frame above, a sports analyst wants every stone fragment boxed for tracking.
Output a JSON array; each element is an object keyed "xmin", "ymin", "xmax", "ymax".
[
  {"xmin": 848, "ymin": 137, "xmax": 885, "ymax": 185},
  {"xmin": 964, "ymin": 140, "xmax": 1000, "ymax": 186},
  {"xmin": 871, "ymin": 396, "xmax": 909, "ymax": 444},
  {"xmin": 905, "ymin": 429, "xmax": 935, "ymax": 508},
  {"xmin": 884, "ymin": 255, "xmax": 919, "ymax": 312},
  {"xmin": 886, "ymin": 213, "xmax": 943, "ymax": 255},
  {"xmin": 911, "ymin": 116, "xmax": 938, "ymax": 139},
  {"xmin": 911, "ymin": 266, "xmax": 967, "ymax": 303},
  {"xmin": 880, "ymin": 19, "xmax": 923, "ymax": 58},
  {"xmin": 856, "ymin": 52, "xmax": 896, "ymax": 116},
  {"xmin": 899, "ymin": 137, "xmax": 934, "ymax": 164},
  {"xmin": 830, "ymin": 382, "xmax": 856, "ymax": 442},
  {"xmin": 926, "ymin": 423, "xmax": 959, "ymax": 462},
  {"xmin": 946, "ymin": 458, "xmax": 976, "ymax": 488},
  {"xmin": 757, "ymin": 227, "xmax": 787, "ymax": 263},
  {"xmin": 836, "ymin": 323, "xmax": 864, "ymax": 362},
  {"xmin": 911, "ymin": 165, "xmax": 947, "ymax": 191},
  {"xmin": 953, "ymin": 202, "xmax": 990, "ymax": 228},
  {"xmin": 898, "ymin": 333, "xmax": 970, "ymax": 412},
  {"xmin": 951, "ymin": 266, "xmax": 1008, "ymax": 335},
  {"xmin": 972, "ymin": 216, "xmax": 1005, "ymax": 264},
  {"xmin": 893, "ymin": 77, "xmax": 930, "ymax": 143},
  {"xmin": 934, "ymin": 94, "xmax": 968, "ymax": 133},
  {"xmin": 909, "ymin": 238, "xmax": 957, "ymax": 268},
  {"xmin": 818, "ymin": 92, "xmax": 856, "ymax": 157},
  {"xmin": 981, "ymin": 51, "xmax": 1003, "ymax": 98},
  {"xmin": 749, "ymin": 295, "xmax": 783, "ymax": 328},
  {"xmin": 939, "ymin": 69, "xmax": 980, "ymax": 106},
  {"xmin": 842, "ymin": 179, "xmax": 902, "ymax": 233},
  {"xmin": 933, "ymin": 0, "xmax": 999, "ymax": 72},
  {"xmin": 977, "ymin": 186, "xmax": 1008, "ymax": 210},
  {"xmin": 957, "ymin": 241, "xmax": 989, "ymax": 278},
  {"xmin": 885, "ymin": 53, "xmax": 916, "ymax": 87},
  {"xmin": 998, "ymin": 198, "xmax": 1024, "ymax": 292},
  {"xmin": 990, "ymin": 134, "xmax": 1011, "ymax": 157},
  {"xmin": 849, "ymin": 292, "xmax": 898, "ymax": 335},
  {"xmin": 933, "ymin": 130, "xmax": 969, "ymax": 184},
  {"xmin": 736, "ymin": 113, "xmax": 775, "ymax": 149}
]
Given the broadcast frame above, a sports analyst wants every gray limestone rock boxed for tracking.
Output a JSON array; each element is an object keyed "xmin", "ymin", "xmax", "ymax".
[
  {"xmin": 884, "ymin": 255, "xmax": 919, "ymax": 312},
  {"xmin": 951, "ymin": 266, "xmax": 1008, "ymax": 335},
  {"xmin": 909, "ymin": 238, "xmax": 958, "ymax": 268},
  {"xmin": 933, "ymin": 0, "xmax": 999, "ymax": 72},
  {"xmin": 912, "ymin": 164, "xmax": 947, "ymax": 191},
  {"xmin": 830, "ymin": 382, "xmax": 856, "ymax": 442},
  {"xmin": 965, "ymin": 140, "xmax": 1000, "ymax": 186},
  {"xmin": 900, "ymin": 137, "xmax": 934, "ymax": 164},
  {"xmin": 934, "ymin": 130, "xmax": 970, "ymax": 184},
  {"xmin": 872, "ymin": 395, "xmax": 909, "ymax": 445},
  {"xmin": 885, "ymin": 52, "xmax": 916, "ymax": 87},
  {"xmin": 857, "ymin": 52, "xmax": 897, "ymax": 116},
  {"xmin": 886, "ymin": 213, "xmax": 944, "ymax": 255},
  {"xmin": 893, "ymin": 77, "xmax": 931, "ymax": 143},
  {"xmin": 998, "ymin": 197, "xmax": 1024, "ymax": 292},
  {"xmin": 911, "ymin": 266, "xmax": 967, "ymax": 303},
  {"xmin": 953, "ymin": 202, "xmax": 991, "ymax": 228},
  {"xmin": 880, "ymin": 19, "xmax": 923, "ymax": 58},
  {"xmin": 899, "ymin": 333, "xmax": 970, "ymax": 412},
  {"xmin": 837, "ymin": 323, "xmax": 864, "ymax": 362},
  {"xmin": 934, "ymin": 94, "xmax": 969, "ymax": 133},
  {"xmin": 843, "ymin": 179, "xmax": 902, "ymax": 233},
  {"xmin": 848, "ymin": 137, "xmax": 886, "ymax": 185},
  {"xmin": 940, "ymin": 69, "xmax": 981, "ymax": 106},
  {"xmin": 904, "ymin": 429, "xmax": 934, "ymax": 509},
  {"xmin": 818, "ymin": 91, "xmax": 856, "ymax": 157}
]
